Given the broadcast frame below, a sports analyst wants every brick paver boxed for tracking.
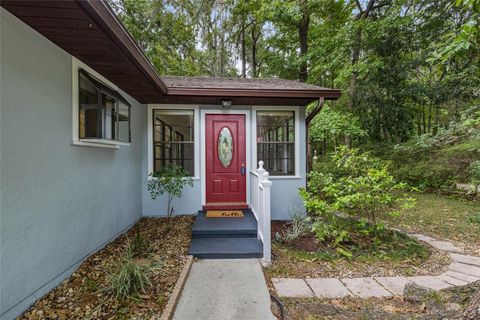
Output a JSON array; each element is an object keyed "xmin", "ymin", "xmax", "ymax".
[
  {"xmin": 272, "ymin": 278, "xmax": 314, "ymax": 297},
  {"xmin": 449, "ymin": 253, "xmax": 480, "ymax": 267},
  {"xmin": 306, "ymin": 278, "xmax": 351, "ymax": 298},
  {"xmin": 448, "ymin": 262, "xmax": 480, "ymax": 277},
  {"xmin": 272, "ymin": 234, "xmax": 480, "ymax": 300},
  {"xmin": 374, "ymin": 277, "xmax": 412, "ymax": 296},
  {"xmin": 341, "ymin": 278, "xmax": 392, "ymax": 298},
  {"xmin": 408, "ymin": 276, "xmax": 452, "ymax": 290}
]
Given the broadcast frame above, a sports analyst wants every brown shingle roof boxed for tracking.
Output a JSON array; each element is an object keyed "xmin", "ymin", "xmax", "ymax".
[{"xmin": 162, "ymin": 76, "xmax": 332, "ymax": 91}]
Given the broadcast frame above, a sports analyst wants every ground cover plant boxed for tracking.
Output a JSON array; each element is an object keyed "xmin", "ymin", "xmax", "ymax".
[{"xmin": 19, "ymin": 216, "xmax": 194, "ymax": 320}]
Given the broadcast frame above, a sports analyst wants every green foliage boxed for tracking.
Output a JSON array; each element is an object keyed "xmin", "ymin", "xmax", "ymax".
[
  {"xmin": 281, "ymin": 207, "xmax": 312, "ymax": 243},
  {"xmin": 148, "ymin": 165, "xmax": 193, "ymax": 218},
  {"xmin": 467, "ymin": 212, "xmax": 480, "ymax": 223},
  {"xmin": 131, "ymin": 225, "xmax": 148, "ymax": 258},
  {"xmin": 105, "ymin": 241, "xmax": 162, "ymax": 301},
  {"xmin": 304, "ymin": 146, "xmax": 415, "ymax": 227}
]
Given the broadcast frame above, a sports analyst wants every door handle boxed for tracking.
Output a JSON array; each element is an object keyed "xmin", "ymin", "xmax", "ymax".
[{"xmin": 240, "ymin": 160, "xmax": 246, "ymax": 175}]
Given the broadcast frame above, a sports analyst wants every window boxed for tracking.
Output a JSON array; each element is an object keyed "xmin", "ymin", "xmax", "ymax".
[
  {"xmin": 153, "ymin": 110, "xmax": 194, "ymax": 176},
  {"xmin": 79, "ymin": 69, "xmax": 131, "ymax": 143},
  {"xmin": 257, "ymin": 111, "xmax": 295, "ymax": 176}
]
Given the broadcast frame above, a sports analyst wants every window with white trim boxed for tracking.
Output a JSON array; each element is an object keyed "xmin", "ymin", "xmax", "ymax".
[
  {"xmin": 256, "ymin": 111, "xmax": 295, "ymax": 176},
  {"xmin": 78, "ymin": 69, "xmax": 131, "ymax": 143},
  {"xmin": 153, "ymin": 109, "xmax": 195, "ymax": 176}
]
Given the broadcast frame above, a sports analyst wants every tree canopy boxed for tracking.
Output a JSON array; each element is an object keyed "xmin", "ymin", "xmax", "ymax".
[{"xmin": 109, "ymin": 0, "xmax": 479, "ymax": 147}]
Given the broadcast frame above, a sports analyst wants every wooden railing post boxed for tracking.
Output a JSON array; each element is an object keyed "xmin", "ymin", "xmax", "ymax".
[{"xmin": 261, "ymin": 172, "xmax": 272, "ymax": 264}]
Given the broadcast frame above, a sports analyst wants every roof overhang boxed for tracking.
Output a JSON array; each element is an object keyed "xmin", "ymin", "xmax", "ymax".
[
  {"xmin": 1, "ymin": 0, "xmax": 167, "ymax": 103},
  {"xmin": 1, "ymin": 0, "xmax": 341, "ymax": 106}
]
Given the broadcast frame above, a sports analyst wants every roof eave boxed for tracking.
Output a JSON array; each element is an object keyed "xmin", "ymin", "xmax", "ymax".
[
  {"xmin": 167, "ymin": 87, "xmax": 342, "ymax": 100},
  {"xmin": 75, "ymin": 0, "xmax": 168, "ymax": 95}
]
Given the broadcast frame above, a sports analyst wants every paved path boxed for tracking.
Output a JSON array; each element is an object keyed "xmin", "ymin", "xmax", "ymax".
[
  {"xmin": 173, "ymin": 259, "xmax": 276, "ymax": 320},
  {"xmin": 272, "ymin": 233, "xmax": 480, "ymax": 299}
]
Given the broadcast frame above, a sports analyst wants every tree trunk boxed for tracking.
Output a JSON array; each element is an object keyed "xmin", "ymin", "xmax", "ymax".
[
  {"xmin": 298, "ymin": 0, "xmax": 309, "ymax": 82},
  {"xmin": 453, "ymin": 287, "xmax": 480, "ymax": 319},
  {"xmin": 240, "ymin": 18, "xmax": 246, "ymax": 78},
  {"xmin": 251, "ymin": 24, "xmax": 257, "ymax": 78},
  {"xmin": 348, "ymin": 27, "xmax": 362, "ymax": 110}
]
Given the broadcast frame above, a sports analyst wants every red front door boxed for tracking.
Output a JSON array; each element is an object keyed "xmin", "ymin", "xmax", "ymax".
[{"xmin": 205, "ymin": 114, "xmax": 247, "ymax": 208}]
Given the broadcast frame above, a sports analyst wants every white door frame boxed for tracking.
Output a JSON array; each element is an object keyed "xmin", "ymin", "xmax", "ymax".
[{"xmin": 200, "ymin": 109, "xmax": 251, "ymax": 207}]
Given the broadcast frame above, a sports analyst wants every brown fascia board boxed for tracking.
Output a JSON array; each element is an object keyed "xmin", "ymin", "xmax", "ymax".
[
  {"xmin": 75, "ymin": 0, "xmax": 168, "ymax": 95},
  {"xmin": 167, "ymin": 87, "xmax": 342, "ymax": 100}
]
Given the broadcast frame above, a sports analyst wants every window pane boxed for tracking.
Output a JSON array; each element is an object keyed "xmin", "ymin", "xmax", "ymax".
[
  {"xmin": 257, "ymin": 111, "xmax": 295, "ymax": 176},
  {"xmin": 153, "ymin": 110, "xmax": 195, "ymax": 176},
  {"xmin": 78, "ymin": 70, "xmax": 131, "ymax": 143},
  {"xmin": 79, "ymin": 73, "xmax": 100, "ymax": 139},
  {"xmin": 117, "ymin": 103, "xmax": 130, "ymax": 142},
  {"xmin": 102, "ymin": 93, "xmax": 115, "ymax": 140}
]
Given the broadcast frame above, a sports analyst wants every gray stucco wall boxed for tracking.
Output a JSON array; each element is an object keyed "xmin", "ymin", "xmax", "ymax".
[
  {"xmin": 142, "ymin": 106, "xmax": 306, "ymax": 220},
  {"xmin": 0, "ymin": 9, "xmax": 145, "ymax": 319}
]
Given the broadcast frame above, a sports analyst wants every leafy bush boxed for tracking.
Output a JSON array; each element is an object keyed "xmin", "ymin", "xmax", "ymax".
[
  {"xmin": 281, "ymin": 207, "xmax": 311, "ymax": 243},
  {"xmin": 302, "ymin": 146, "xmax": 415, "ymax": 228},
  {"xmin": 382, "ymin": 105, "xmax": 480, "ymax": 192},
  {"xmin": 106, "ymin": 241, "xmax": 162, "ymax": 300},
  {"xmin": 148, "ymin": 165, "xmax": 193, "ymax": 219},
  {"xmin": 469, "ymin": 160, "xmax": 480, "ymax": 194}
]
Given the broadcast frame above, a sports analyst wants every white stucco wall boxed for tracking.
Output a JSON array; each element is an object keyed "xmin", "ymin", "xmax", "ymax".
[{"xmin": 0, "ymin": 9, "xmax": 146, "ymax": 319}]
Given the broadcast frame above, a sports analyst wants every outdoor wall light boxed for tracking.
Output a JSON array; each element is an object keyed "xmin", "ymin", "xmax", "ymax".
[{"xmin": 221, "ymin": 99, "xmax": 232, "ymax": 108}]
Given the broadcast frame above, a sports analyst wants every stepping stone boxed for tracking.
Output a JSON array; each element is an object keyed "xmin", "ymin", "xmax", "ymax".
[
  {"xmin": 448, "ymin": 262, "xmax": 480, "ymax": 277},
  {"xmin": 436, "ymin": 274, "xmax": 469, "ymax": 286},
  {"xmin": 374, "ymin": 277, "xmax": 412, "ymax": 296},
  {"xmin": 340, "ymin": 278, "xmax": 392, "ymax": 298},
  {"xmin": 272, "ymin": 278, "xmax": 314, "ymax": 298},
  {"xmin": 444, "ymin": 270, "xmax": 480, "ymax": 283},
  {"xmin": 427, "ymin": 240, "xmax": 464, "ymax": 253},
  {"xmin": 306, "ymin": 278, "xmax": 351, "ymax": 298},
  {"xmin": 409, "ymin": 233, "xmax": 435, "ymax": 242},
  {"xmin": 408, "ymin": 276, "xmax": 452, "ymax": 290},
  {"xmin": 449, "ymin": 253, "xmax": 480, "ymax": 267}
]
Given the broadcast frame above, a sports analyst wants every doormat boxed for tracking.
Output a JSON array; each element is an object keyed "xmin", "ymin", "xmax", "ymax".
[{"xmin": 206, "ymin": 210, "xmax": 244, "ymax": 218}]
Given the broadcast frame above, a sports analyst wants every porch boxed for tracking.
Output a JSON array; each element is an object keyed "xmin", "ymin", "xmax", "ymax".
[{"xmin": 188, "ymin": 162, "xmax": 273, "ymax": 262}]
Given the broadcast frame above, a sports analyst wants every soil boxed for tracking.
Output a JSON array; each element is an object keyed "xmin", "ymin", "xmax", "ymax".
[
  {"xmin": 18, "ymin": 216, "xmax": 194, "ymax": 320},
  {"xmin": 267, "ymin": 220, "xmax": 451, "ymax": 279}
]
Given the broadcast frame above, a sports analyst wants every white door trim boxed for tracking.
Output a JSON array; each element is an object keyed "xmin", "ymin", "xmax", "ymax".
[{"xmin": 200, "ymin": 109, "xmax": 251, "ymax": 207}]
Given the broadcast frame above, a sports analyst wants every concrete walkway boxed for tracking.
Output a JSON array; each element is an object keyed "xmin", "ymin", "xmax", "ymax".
[
  {"xmin": 173, "ymin": 259, "xmax": 276, "ymax": 320},
  {"xmin": 272, "ymin": 233, "xmax": 480, "ymax": 299}
]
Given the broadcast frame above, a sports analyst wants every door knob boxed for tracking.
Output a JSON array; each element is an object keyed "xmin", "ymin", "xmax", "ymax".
[{"xmin": 241, "ymin": 160, "xmax": 246, "ymax": 175}]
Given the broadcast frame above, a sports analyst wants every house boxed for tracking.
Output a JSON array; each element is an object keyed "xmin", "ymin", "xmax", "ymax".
[{"xmin": 0, "ymin": 1, "xmax": 340, "ymax": 319}]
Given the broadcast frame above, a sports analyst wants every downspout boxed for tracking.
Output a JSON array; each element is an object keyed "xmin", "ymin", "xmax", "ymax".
[{"xmin": 305, "ymin": 97, "xmax": 325, "ymax": 173}]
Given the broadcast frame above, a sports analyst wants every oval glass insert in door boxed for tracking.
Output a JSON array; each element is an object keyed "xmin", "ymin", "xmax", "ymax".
[{"xmin": 218, "ymin": 127, "xmax": 233, "ymax": 168}]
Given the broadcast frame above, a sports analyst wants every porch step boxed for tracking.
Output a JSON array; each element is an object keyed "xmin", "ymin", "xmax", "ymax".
[
  {"xmin": 188, "ymin": 237, "xmax": 263, "ymax": 259},
  {"xmin": 192, "ymin": 210, "xmax": 257, "ymax": 238}
]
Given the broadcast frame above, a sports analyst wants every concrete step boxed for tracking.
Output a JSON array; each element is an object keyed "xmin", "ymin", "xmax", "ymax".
[
  {"xmin": 192, "ymin": 210, "xmax": 257, "ymax": 238},
  {"xmin": 188, "ymin": 237, "xmax": 263, "ymax": 259}
]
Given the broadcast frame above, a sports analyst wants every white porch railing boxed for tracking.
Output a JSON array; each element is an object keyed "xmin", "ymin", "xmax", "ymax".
[{"xmin": 249, "ymin": 161, "xmax": 272, "ymax": 263}]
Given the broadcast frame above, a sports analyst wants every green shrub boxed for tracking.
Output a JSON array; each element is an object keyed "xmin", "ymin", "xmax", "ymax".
[
  {"xmin": 106, "ymin": 242, "xmax": 162, "ymax": 300},
  {"xmin": 148, "ymin": 165, "xmax": 194, "ymax": 219},
  {"xmin": 302, "ymin": 146, "xmax": 415, "ymax": 227}
]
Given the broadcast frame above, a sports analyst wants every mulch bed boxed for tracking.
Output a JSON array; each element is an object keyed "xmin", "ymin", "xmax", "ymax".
[
  {"xmin": 281, "ymin": 281, "xmax": 480, "ymax": 320},
  {"xmin": 265, "ymin": 221, "xmax": 451, "ymax": 279},
  {"xmin": 19, "ymin": 216, "xmax": 194, "ymax": 320}
]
